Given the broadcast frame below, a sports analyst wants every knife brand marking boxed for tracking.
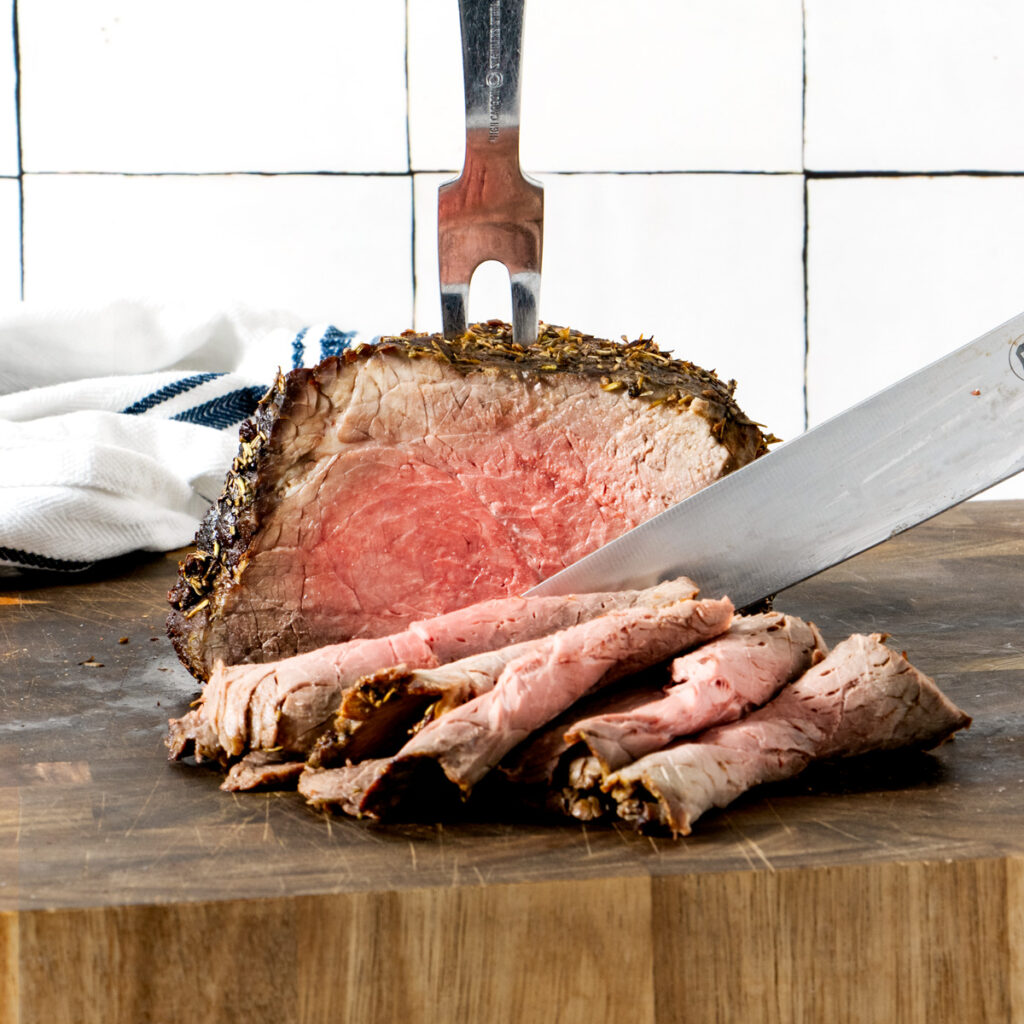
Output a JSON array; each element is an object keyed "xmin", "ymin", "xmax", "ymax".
[
  {"xmin": 487, "ymin": 0, "xmax": 502, "ymax": 141},
  {"xmin": 1011, "ymin": 335, "xmax": 1024, "ymax": 381}
]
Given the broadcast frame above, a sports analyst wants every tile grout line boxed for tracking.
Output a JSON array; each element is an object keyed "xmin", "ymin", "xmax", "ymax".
[
  {"xmin": 13, "ymin": 167, "xmax": 1024, "ymax": 179},
  {"xmin": 12, "ymin": 0, "xmax": 22, "ymax": 301},
  {"xmin": 801, "ymin": 0, "xmax": 809, "ymax": 433},
  {"xmin": 404, "ymin": 0, "xmax": 416, "ymax": 329}
]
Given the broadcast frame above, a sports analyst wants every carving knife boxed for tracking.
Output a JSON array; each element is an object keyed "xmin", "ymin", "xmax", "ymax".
[{"xmin": 527, "ymin": 310, "xmax": 1024, "ymax": 604}]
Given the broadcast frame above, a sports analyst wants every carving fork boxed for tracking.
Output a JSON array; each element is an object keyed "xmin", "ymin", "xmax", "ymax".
[{"xmin": 438, "ymin": 0, "xmax": 543, "ymax": 347}]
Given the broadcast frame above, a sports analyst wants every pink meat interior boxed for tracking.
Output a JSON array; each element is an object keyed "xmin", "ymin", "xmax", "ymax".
[{"xmin": 227, "ymin": 356, "xmax": 732, "ymax": 650}]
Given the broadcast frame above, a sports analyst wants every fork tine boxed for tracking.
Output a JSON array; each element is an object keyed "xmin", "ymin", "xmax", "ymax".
[
  {"xmin": 511, "ymin": 270, "xmax": 540, "ymax": 347},
  {"xmin": 440, "ymin": 282, "xmax": 469, "ymax": 339}
]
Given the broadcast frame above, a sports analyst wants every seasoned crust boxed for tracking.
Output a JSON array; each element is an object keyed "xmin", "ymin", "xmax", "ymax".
[{"xmin": 167, "ymin": 322, "xmax": 772, "ymax": 679}]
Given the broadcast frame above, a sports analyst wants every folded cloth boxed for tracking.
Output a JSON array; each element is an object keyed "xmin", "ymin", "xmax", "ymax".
[{"xmin": 0, "ymin": 301, "xmax": 365, "ymax": 576}]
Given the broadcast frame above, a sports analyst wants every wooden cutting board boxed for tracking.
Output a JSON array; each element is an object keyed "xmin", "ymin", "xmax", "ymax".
[{"xmin": 2, "ymin": 500, "xmax": 1023, "ymax": 1024}]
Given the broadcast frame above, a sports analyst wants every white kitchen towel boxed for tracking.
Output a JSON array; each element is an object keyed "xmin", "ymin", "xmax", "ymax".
[{"xmin": 0, "ymin": 301, "xmax": 364, "ymax": 575}]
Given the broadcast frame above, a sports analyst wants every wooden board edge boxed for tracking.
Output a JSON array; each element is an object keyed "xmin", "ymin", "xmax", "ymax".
[
  {"xmin": 0, "ymin": 910, "xmax": 17, "ymax": 1024},
  {"xmin": 650, "ymin": 854, "xmax": 1023, "ymax": 1024},
  {"xmin": 13, "ymin": 874, "xmax": 658, "ymax": 1024}
]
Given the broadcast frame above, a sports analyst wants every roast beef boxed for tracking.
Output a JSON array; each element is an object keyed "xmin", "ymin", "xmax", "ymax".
[
  {"xmin": 298, "ymin": 595, "xmax": 735, "ymax": 818},
  {"xmin": 493, "ymin": 669, "xmax": 671, "ymax": 820},
  {"xmin": 603, "ymin": 633, "xmax": 971, "ymax": 836},
  {"xmin": 168, "ymin": 577, "xmax": 699, "ymax": 768},
  {"xmin": 497, "ymin": 612, "xmax": 825, "ymax": 819},
  {"xmin": 565, "ymin": 612, "xmax": 827, "ymax": 773},
  {"xmin": 222, "ymin": 750, "xmax": 307, "ymax": 792},
  {"xmin": 308, "ymin": 577, "xmax": 700, "ymax": 768},
  {"xmin": 167, "ymin": 322, "xmax": 768, "ymax": 679}
]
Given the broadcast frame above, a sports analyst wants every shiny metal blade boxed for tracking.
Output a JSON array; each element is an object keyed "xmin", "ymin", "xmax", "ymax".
[{"xmin": 527, "ymin": 310, "xmax": 1024, "ymax": 604}]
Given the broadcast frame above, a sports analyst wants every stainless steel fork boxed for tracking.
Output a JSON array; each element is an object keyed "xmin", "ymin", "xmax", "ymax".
[{"xmin": 438, "ymin": 0, "xmax": 543, "ymax": 347}]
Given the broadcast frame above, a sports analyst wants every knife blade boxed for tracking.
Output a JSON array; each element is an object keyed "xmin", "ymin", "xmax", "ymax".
[{"xmin": 527, "ymin": 310, "xmax": 1024, "ymax": 604}]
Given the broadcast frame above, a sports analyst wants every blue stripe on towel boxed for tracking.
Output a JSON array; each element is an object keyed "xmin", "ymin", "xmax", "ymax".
[
  {"xmin": 0, "ymin": 546, "xmax": 96, "ymax": 572},
  {"xmin": 121, "ymin": 372, "xmax": 224, "ymax": 415},
  {"xmin": 319, "ymin": 326, "xmax": 357, "ymax": 359},
  {"xmin": 171, "ymin": 386, "xmax": 266, "ymax": 430},
  {"xmin": 291, "ymin": 326, "xmax": 309, "ymax": 369}
]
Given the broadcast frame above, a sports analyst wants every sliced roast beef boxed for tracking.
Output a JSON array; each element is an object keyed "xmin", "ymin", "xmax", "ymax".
[
  {"xmin": 565, "ymin": 612, "xmax": 827, "ymax": 774},
  {"xmin": 603, "ymin": 633, "xmax": 971, "ymax": 836},
  {"xmin": 496, "ymin": 669, "xmax": 671, "ymax": 790},
  {"xmin": 300, "ymin": 595, "xmax": 734, "ymax": 819},
  {"xmin": 167, "ymin": 322, "xmax": 767, "ymax": 678},
  {"xmin": 168, "ymin": 577, "xmax": 699, "ymax": 768},
  {"xmin": 308, "ymin": 577, "xmax": 700, "ymax": 768},
  {"xmin": 495, "ymin": 612, "xmax": 825, "ymax": 819},
  {"xmin": 308, "ymin": 641, "xmax": 546, "ymax": 770},
  {"xmin": 167, "ymin": 629, "xmax": 437, "ymax": 763},
  {"xmin": 298, "ymin": 756, "xmax": 462, "ymax": 821},
  {"xmin": 221, "ymin": 750, "xmax": 307, "ymax": 792}
]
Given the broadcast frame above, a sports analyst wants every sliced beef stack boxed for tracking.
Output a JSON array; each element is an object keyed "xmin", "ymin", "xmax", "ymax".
[
  {"xmin": 293, "ymin": 611, "xmax": 968, "ymax": 831},
  {"xmin": 601, "ymin": 634, "xmax": 971, "ymax": 835},
  {"xmin": 167, "ymin": 323, "xmax": 768, "ymax": 680},
  {"xmin": 168, "ymin": 576, "xmax": 970, "ymax": 835},
  {"xmin": 167, "ymin": 577, "xmax": 699, "ymax": 770},
  {"xmin": 298, "ymin": 593, "xmax": 735, "ymax": 817}
]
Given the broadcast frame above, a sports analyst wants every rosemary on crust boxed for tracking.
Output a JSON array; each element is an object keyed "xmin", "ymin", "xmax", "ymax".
[
  {"xmin": 372, "ymin": 321, "xmax": 754, "ymax": 424},
  {"xmin": 168, "ymin": 374, "xmax": 282, "ymax": 614}
]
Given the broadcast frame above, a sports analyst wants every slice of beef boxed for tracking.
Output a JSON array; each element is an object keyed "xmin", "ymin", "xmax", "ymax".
[
  {"xmin": 221, "ymin": 750, "xmax": 307, "ymax": 792},
  {"xmin": 167, "ymin": 322, "xmax": 768, "ymax": 679},
  {"xmin": 565, "ymin": 612, "xmax": 827, "ymax": 774},
  {"xmin": 603, "ymin": 633, "xmax": 971, "ymax": 836},
  {"xmin": 299, "ymin": 757, "xmax": 461, "ymax": 822},
  {"xmin": 497, "ymin": 669, "xmax": 670, "ymax": 790},
  {"xmin": 302, "ymin": 595, "xmax": 734, "ymax": 819},
  {"xmin": 168, "ymin": 577, "xmax": 699, "ymax": 768},
  {"xmin": 167, "ymin": 630, "xmax": 436, "ymax": 764},
  {"xmin": 300, "ymin": 759, "xmax": 388, "ymax": 817},
  {"xmin": 308, "ymin": 642, "xmax": 546, "ymax": 769},
  {"xmin": 309, "ymin": 577, "xmax": 700, "ymax": 768}
]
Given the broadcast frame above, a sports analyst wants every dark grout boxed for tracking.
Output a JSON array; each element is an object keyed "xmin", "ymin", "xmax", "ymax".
[
  {"xmin": 404, "ymin": 0, "xmax": 416, "ymax": 328},
  {"xmin": 801, "ymin": 0, "xmax": 809, "ymax": 432},
  {"xmin": 12, "ymin": 0, "xmax": 22, "ymax": 300},
  {"xmin": 806, "ymin": 168, "xmax": 1024, "ymax": 178},
  {"xmin": 16, "ymin": 167, "xmax": 1024, "ymax": 179},
  {"xmin": 801, "ymin": 176, "xmax": 810, "ymax": 432}
]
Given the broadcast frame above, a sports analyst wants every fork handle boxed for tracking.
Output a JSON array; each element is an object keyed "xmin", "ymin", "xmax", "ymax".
[{"xmin": 458, "ymin": 0, "xmax": 526, "ymax": 161}]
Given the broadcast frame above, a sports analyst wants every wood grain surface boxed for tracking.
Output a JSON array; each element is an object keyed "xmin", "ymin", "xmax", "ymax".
[{"xmin": 1, "ymin": 500, "xmax": 1023, "ymax": 1023}]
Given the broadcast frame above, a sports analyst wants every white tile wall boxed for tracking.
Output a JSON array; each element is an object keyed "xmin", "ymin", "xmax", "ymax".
[
  {"xmin": 0, "ymin": 0, "xmax": 16, "ymax": 178},
  {"xmin": 18, "ymin": 0, "xmax": 409, "ymax": 173},
  {"xmin": 409, "ymin": 0, "xmax": 804, "ymax": 173},
  {"xmin": 3, "ymin": 0, "xmax": 1023, "ymax": 499},
  {"xmin": 807, "ymin": 174, "xmax": 1024, "ymax": 498},
  {"xmin": 805, "ymin": 0, "xmax": 1024, "ymax": 172},
  {"xmin": 807, "ymin": 175, "xmax": 1024, "ymax": 423},
  {"xmin": 22, "ymin": 173, "xmax": 413, "ymax": 332},
  {"xmin": 0, "ymin": 176, "xmax": 19, "ymax": 304}
]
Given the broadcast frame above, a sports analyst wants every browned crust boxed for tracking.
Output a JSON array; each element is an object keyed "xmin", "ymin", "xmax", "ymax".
[{"xmin": 167, "ymin": 322, "xmax": 772, "ymax": 679}]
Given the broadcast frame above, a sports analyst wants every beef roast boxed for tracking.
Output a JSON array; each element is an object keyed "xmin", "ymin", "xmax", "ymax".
[
  {"xmin": 168, "ymin": 577, "xmax": 699, "ymax": 768},
  {"xmin": 499, "ymin": 611, "xmax": 826, "ymax": 820},
  {"xmin": 222, "ymin": 750, "xmax": 307, "ymax": 792},
  {"xmin": 298, "ymin": 595, "xmax": 735, "ymax": 818},
  {"xmin": 309, "ymin": 577, "xmax": 700, "ymax": 768},
  {"xmin": 565, "ymin": 612, "xmax": 827, "ymax": 774},
  {"xmin": 497, "ymin": 673, "xmax": 668, "ymax": 788},
  {"xmin": 602, "ymin": 633, "xmax": 971, "ymax": 836},
  {"xmin": 167, "ymin": 322, "xmax": 767, "ymax": 679}
]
